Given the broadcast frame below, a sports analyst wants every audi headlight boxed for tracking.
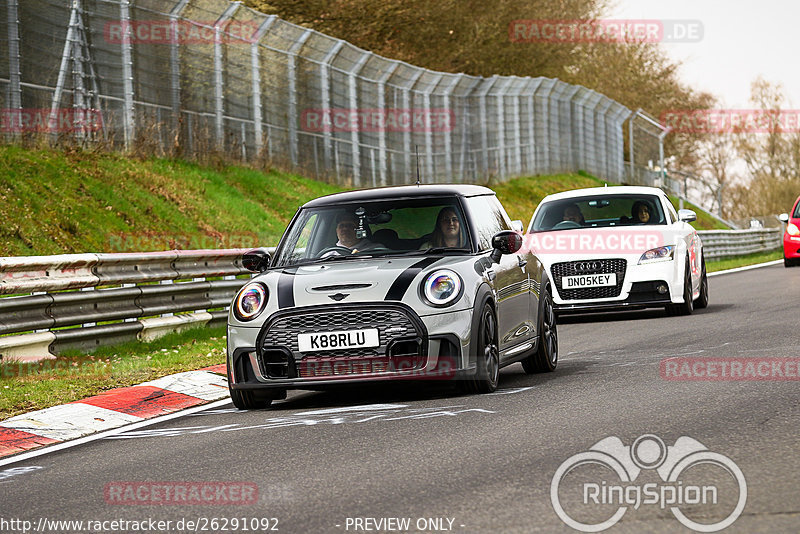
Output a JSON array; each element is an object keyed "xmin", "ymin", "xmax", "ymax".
[
  {"xmin": 421, "ymin": 269, "xmax": 463, "ymax": 307},
  {"xmin": 787, "ymin": 223, "xmax": 800, "ymax": 236},
  {"xmin": 638, "ymin": 245, "xmax": 675, "ymax": 264},
  {"xmin": 234, "ymin": 282, "xmax": 268, "ymax": 321}
]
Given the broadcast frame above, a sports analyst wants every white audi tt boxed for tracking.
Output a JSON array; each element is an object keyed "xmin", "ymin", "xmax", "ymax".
[{"xmin": 525, "ymin": 186, "xmax": 708, "ymax": 315}]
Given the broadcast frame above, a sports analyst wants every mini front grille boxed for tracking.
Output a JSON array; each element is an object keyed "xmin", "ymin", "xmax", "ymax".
[
  {"xmin": 551, "ymin": 259, "xmax": 627, "ymax": 300},
  {"xmin": 258, "ymin": 304, "xmax": 426, "ymax": 373}
]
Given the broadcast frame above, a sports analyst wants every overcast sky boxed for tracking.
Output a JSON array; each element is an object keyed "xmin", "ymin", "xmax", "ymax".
[{"xmin": 612, "ymin": 0, "xmax": 799, "ymax": 109}]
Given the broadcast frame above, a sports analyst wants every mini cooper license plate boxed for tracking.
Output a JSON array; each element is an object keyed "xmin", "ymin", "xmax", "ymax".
[
  {"xmin": 562, "ymin": 273, "xmax": 617, "ymax": 289},
  {"xmin": 298, "ymin": 329, "xmax": 380, "ymax": 352}
]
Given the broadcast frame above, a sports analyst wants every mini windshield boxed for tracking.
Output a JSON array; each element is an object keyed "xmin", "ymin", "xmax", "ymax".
[
  {"xmin": 273, "ymin": 197, "xmax": 472, "ymax": 267},
  {"xmin": 531, "ymin": 194, "xmax": 667, "ymax": 231}
]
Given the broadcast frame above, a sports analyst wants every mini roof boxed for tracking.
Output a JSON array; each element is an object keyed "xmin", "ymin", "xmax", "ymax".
[{"xmin": 302, "ymin": 184, "xmax": 495, "ymax": 208}]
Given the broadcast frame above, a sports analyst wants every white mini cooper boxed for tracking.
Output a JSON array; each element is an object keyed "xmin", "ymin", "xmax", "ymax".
[{"xmin": 227, "ymin": 185, "xmax": 558, "ymax": 409}]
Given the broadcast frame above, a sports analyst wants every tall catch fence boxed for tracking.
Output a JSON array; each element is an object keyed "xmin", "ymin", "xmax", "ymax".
[{"xmin": 2, "ymin": 0, "xmax": 655, "ymax": 188}]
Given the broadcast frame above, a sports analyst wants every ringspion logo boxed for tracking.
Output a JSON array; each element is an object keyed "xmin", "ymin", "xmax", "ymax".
[{"xmin": 551, "ymin": 434, "xmax": 746, "ymax": 532}]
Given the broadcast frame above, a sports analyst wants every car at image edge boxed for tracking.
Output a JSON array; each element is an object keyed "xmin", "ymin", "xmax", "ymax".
[{"xmin": 779, "ymin": 195, "xmax": 800, "ymax": 267}]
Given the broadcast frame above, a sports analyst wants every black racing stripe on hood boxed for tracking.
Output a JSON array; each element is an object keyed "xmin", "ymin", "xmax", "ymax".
[
  {"xmin": 277, "ymin": 268, "xmax": 298, "ymax": 309},
  {"xmin": 384, "ymin": 257, "xmax": 440, "ymax": 301}
]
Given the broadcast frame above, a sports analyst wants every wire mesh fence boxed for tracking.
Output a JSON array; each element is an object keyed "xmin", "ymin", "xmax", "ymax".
[{"xmin": 3, "ymin": 0, "xmax": 670, "ymax": 190}]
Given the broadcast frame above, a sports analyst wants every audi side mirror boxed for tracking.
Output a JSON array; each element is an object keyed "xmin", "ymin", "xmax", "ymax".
[
  {"xmin": 678, "ymin": 209, "xmax": 697, "ymax": 223},
  {"xmin": 242, "ymin": 248, "xmax": 271, "ymax": 273},
  {"xmin": 490, "ymin": 230, "xmax": 523, "ymax": 263}
]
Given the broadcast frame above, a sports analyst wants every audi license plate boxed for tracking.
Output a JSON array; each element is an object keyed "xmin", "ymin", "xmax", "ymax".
[
  {"xmin": 298, "ymin": 329, "xmax": 380, "ymax": 352},
  {"xmin": 562, "ymin": 273, "xmax": 617, "ymax": 289}
]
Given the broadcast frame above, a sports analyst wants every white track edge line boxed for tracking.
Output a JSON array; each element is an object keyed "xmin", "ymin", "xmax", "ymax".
[
  {"xmin": 0, "ymin": 398, "xmax": 232, "ymax": 467},
  {"xmin": 708, "ymin": 259, "xmax": 782, "ymax": 277}
]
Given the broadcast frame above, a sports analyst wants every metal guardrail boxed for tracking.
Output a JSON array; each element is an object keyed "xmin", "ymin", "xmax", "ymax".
[
  {"xmin": 0, "ymin": 249, "xmax": 268, "ymax": 362},
  {"xmin": 698, "ymin": 229, "xmax": 782, "ymax": 261},
  {"xmin": 0, "ymin": 230, "xmax": 782, "ymax": 362}
]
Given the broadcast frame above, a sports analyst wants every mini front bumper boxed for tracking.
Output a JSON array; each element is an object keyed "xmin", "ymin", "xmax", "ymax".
[{"xmin": 227, "ymin": 307, "xmax": 476, "ymax": 390}]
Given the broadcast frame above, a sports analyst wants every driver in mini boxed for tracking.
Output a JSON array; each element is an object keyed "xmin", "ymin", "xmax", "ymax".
[{"xmin": 335, "ymin": 212, "xmax": 374, "ymax": 252}]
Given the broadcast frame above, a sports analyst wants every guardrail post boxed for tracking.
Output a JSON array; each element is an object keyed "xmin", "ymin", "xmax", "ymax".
[
  {"xmin": 250, "ymin": 15, "xmax": 277, "ymax": 157},
  {"xmin": 6, "ymin": 0, "xmax": 21, "ymax": 139},
  {"xmin": 319, "ymin": 40, "xmax": 344, "ymax": 172},
  {"xmin": 287, "ymin": 29, "xmax": 312, "ymax": 167}
]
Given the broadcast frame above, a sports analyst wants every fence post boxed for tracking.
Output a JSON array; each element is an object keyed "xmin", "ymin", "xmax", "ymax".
[
  {"xmin": 458, "ymin": 77, "xmax": 482, "ymax": 181},
  {"xmin": 376, "ymin": 62, "xmax": 399, "ymax": 186},
  {"xmin": 6, "ymin": 0, "xmax": 21, "ymax": 138},
  {"xmin": 250, "ymin": 15, "xmax": 277, "ymax": 157},
  {"xmin": 477, "ymin": 76, "xmax": 498, "ymax": 177},
  {"xmin": 509, "ymin": 79, "xmax": 523, "ymax": 176},
  {"xmin": 168, "ymin": 0, "xmax": 190, "ymax": 140},
  {"xmin": 319, "ymin": 40, "xmax": 344, "ymax": 171},
  {"xmin": 422, "ymin": 73, "xmax": 443, "ymax": 181},
  {"xmin": 495, "ymin": 77, "xmax": 514, "ymax": 180},
  {"xmin": 524, "ymin": 78, "xmax": 542, "ymax": 175},
  {"xmin": 213, "ymin": 3, "xmax": 240, "ymax": 151},
  {"xmin": 117, "ymin": 0, "xmax": 135, "ymax": 149},
  {"xmin": 402, "ymin": 70, "xmax": 424, "ymax": 180},
  {"xmin": 348, "ymin": 51, "xmax": 371, "ymax": 187},
  {"xmin": 287, "ymin": 29, "xmax": 312, "ymax": 167},
  {"xmin": 441, "ymin": 74, "xmax": 461, "ymax": 181},
  {"xmin": 627, "ymin": 109, "xmax": 640, "ymax": 183},
  {"xmin": 658, "ymin": 128, "xmax": 668, "ymax": 186}
]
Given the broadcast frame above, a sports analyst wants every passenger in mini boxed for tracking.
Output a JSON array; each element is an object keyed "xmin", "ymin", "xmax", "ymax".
[
  {"xmin": 562, "ymin": 204, "xmax": 585, "ymax": 224},
  {"xmin": 421, "ymin": 207, "xmax": 466, "ymax": 249}
]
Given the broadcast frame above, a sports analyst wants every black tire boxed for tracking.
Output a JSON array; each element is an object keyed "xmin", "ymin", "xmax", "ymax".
[
  {"xmin": 229, "ymin": 388, "xmax": 273, "ymax": 410},
  {"xmin": 694, "ymin": 258, "xmax": 709, "ymax": 309},
  {"xmin": 666, "ymin": 257, "xmax": 694, "ymax": 316},
  {"xmin": 786, "ymin": 256, "xmax": 798, "ymax": 268},
  {"xmin": 465, "ymin": 303, "xmax": 500, "ymax": 394},
  {"xmin": 522, "ymin": 286, "xmax": 558, "ymax": 373}
]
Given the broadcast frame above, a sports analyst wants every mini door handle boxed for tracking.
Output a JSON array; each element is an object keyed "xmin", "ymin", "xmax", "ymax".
[{"xmin": 518, "ymin": 258, "xmax": 528, "ymax": 267}]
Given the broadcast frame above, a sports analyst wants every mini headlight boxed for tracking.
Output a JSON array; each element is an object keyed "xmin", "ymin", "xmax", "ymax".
[
  {"xmin": 638, "ymin": 245, "xmax": 675, "ymax": 264},
  {"xmin": 787, "ymin": 223, "xmax": 800, "ymax": 236},
  {"xmin": 234, "ymin": 282, "xmax": 268, "ymax": 321},
  {"xmin": 421, "ymin": 269, "xmax": 463, "ymax": 307}
]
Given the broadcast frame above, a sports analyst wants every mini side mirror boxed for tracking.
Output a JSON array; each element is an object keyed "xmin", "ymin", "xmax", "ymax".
[
  {"xmin": 490, "ymin": 230, "xmax": 523, "ymax": 263},
  {"xmin": 242, "ymin": 248, "xmax": 271, "ymax": 273},
  {"xmin": 779, "ymin": 213, "xmax": 790, "ymax": 223}
]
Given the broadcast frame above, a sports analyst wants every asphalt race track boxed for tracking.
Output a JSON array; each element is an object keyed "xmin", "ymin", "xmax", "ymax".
[{"xmin": 2, "ymin": 265, "xmax": 799, "ymax": 533}]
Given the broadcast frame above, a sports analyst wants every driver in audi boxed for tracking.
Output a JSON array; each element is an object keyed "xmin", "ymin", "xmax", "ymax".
[{"xmin": 562, "ymin": 204, "xmax": 585, "ymax": 225}]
